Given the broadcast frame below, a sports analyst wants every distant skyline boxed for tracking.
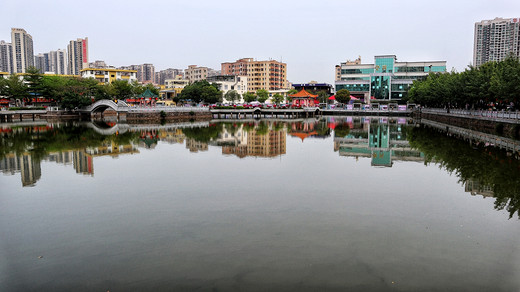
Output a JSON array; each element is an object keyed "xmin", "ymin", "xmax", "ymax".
[{"xmin": 1, "ymin": 0, "xmax": 519, "ymax": 84}]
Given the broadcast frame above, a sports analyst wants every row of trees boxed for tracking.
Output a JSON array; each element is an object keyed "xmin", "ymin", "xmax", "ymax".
[
  {"xmin": 0, "ymin": 67, "xmax": 159, "ymax": 109},
  {"xmin": 407, "ymin": 56, "xmax": 520, "ymax": 110},
  {"xmin": 175, "ymin": 80, "xmax": 295, "ymax": 105}
]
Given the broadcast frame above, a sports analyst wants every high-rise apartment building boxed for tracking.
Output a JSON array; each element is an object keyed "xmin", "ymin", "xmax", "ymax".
[
  {"xmin": 67, "ymin": 37, "xmax": 88, "ymax": 75},
  {"xmin": 155, "ymin": 68, "xmax": 183, "ymax": 85},
  {"xmin": 11, "ymin": 28, "xmax": 34, "ymax": 73},
  {"xmin": 0, "ymin": 40, "xmax": 13, "ymax": 73},
  {"xmin": 221, "ymin": 58, "xmax": 287, "ymax": 92},
  {"xmin": 34, "ymin": 53, "xmax": 49, "ymax": 73},
  {"xmin": 119, "ymin": 64, "xmax": 155, "ymax": 83},
  {"xmin": 88, "ymin": 60, "xmax": 108, "ymax": 69},
  {"xmin": 49, "ymin": 49, "xmax": 67, "ymax": 75},
  {"xmin": 473, "ymin": 17, "xmax": 520, "ymax": 67},
  {"xmin": 139, "ymin": 63, "xmax": 155, "ymax": 83}
]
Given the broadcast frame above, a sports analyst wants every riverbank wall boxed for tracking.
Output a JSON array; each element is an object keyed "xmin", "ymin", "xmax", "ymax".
[
  {"xmin": 417, "ymin": 110, "xmax": 520, "ymax": 138},
  {"xmin": 125, "ymin": 110, "xmax": 212, "ymax": 123}
]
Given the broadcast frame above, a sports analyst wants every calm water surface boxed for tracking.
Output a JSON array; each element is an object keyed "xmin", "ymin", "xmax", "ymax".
[{"xmin": 1, "ymin": 117, "xmax": 519, "ymax": 291}]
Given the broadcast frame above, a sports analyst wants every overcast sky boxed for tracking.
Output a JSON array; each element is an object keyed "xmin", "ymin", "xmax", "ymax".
[{"xmin": 1, "ymin": 0, "xmax": 518, "ymax": 84}]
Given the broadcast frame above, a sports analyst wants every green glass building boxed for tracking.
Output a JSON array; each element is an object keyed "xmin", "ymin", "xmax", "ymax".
[{"xmin": 335, "ymin": 55, "xmax": 446, "ymax": 101}]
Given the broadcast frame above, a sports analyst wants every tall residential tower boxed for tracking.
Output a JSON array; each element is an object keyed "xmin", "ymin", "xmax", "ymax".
[
  {"xmin": 0, "ymin": 40, "xmax": 13, "ymax": 73},
  {"xmin": 473, "ymin": 17, "xmax": 520, "ymax": 67},
  {"xmin": 67, "ymin": 37, "xmax": 88, "ymax": 75},
  {"xmin": 11, "ymin": 28, "xmax": 34, "ymax": 73}
]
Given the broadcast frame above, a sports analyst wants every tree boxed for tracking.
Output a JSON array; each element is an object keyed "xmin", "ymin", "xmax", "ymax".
[
  {"xmin": 243, "ymin": 91, "xmax": 256, "ymax": 103},
  {"xmin": 272, "ymin": 93, "xmax": 284, "ymax": 105},
  {"xmin": 111, "ymin": 80, "xmax": 134, "ymax": 99},
  {"xmin": 256, "ymin": 89, "xmax": 269, "ymax": 103},
  {"xmin": 25, "ymin": 67, "xmax": 45, "ymax": 99},
  {"xmin": 335, "ymin": 89, "xmax": 351, "ymax": 104},
  {"xmin": 143, "ymin": 83, "xmax": 160, "ymax": 96},
  {"xmin": 178, "ymin": 80, "xmax": 221, "ymax": 104},
  {"xmin": 0, "ymin": 74, "xmax": 28, "ymax": 100},
  {"xmin": 224, "ymin": 90, "xmax": 240, "ymax": 104},
  {"xmin": 317, "ymin": 90, "xmax": 329, "ymax": 104}
]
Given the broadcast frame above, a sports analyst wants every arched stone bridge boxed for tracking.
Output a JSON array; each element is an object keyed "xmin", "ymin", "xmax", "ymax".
[{"xmin": 79, "ymin": 99, "xmax": 130, "ymax": 113}]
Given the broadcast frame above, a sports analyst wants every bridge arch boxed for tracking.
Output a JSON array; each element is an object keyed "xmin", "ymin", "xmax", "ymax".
[{"xmin": 82, "ymin": 100, "xmax": 129, "ymax": 113}]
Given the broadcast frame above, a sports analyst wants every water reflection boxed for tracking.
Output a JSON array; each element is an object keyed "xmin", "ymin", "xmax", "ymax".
[
  {"xmin": 408, "ymin": 124, "xmax": 520, "ymax": 219},
  {"xmin": 1, "ymin": 118, "xmax": 520, "ymax": 219},
  {"xmin": 332, "ymin": 116, "xmax": 423, "ymax": 167}
]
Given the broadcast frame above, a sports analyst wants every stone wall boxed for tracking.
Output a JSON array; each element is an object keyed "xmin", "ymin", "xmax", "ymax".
[
  {"xmin": 126, "ymin": 110, "xmax": 212, "ymax": 123},
  {"xmin": 420, "ymin": 112, "xmax": 520, "ymax": 138}
]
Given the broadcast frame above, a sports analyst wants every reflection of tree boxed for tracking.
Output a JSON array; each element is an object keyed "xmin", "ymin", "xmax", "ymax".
[
  {"xmin": 182, "ymin": 125, "xmax": 222, "ymax": 143},
  {"xmin": 0, "ymin": 125, "xmax": 140, "ymax": 162},
  {"xmin": 315, "ymin": 120, "xmax": 331, "ymax": 137},
  {"xmin": 223, "ymin": 122, "xmax": 238, "ymax": 136},
  {"xmin": 408, "ymin": 126, "xmax": 520, "ymax": 219},
  {"xmin": 255, "ymin": 121, "xmax": 269, "ymax": 135},
  {"xmin": 334, "ymin": 123, "xmax": 351, "ymax": 138}
]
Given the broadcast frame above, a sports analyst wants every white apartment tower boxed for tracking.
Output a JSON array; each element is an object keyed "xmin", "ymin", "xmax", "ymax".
[
  {"xmin": 473, "ymin": 17, "xmax": 520, "ymax": 67},
  {"xmin": 67, "ymin": 37, "xmax": 89, "ymax": 75},
  {"xmin": 0, "ymin": 40, "xmax": 13, "ymax": 73},
  {"xmin": 49, "ymin": 49, "xmax": 67, "ymax": 75},
  {"xmin": 11, "ymin": 28, "xmax": 34, "ymax": 73}
]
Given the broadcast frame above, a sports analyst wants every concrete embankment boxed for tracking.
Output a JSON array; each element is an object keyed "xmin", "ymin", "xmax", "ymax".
[
  {"xmin": 125, "ymin": 110, "xmax": 212, "ymax": 123},
  {"xmin": 417, "ymin": 110, "xmax": 520, "ymax": 138}
]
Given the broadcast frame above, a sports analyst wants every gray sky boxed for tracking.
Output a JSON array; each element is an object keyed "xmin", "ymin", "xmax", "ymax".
[{"xmin": 1, "ymin": 0, "xmax": 518, "ymax": 84}]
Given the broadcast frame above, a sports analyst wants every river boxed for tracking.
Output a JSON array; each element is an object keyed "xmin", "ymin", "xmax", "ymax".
[{"xmin": 1, "ymin": 117, "xmax": 519, "ymax": 291}]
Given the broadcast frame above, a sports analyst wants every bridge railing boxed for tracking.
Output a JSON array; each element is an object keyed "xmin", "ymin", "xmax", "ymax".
[
  {"xmin": 128, "ymin": 106, "xmax": 209, "ymax": 112},
  {"xmin": 421, "ymin": 108, "xmax": 520, "ymax": 121}
]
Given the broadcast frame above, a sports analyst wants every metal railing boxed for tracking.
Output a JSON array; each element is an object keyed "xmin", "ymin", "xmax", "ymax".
[
  {"xmin": 128, "ymin": 106, "xmax": 209, "ymax": 112},
  {"xmin": 421, "ymin": 108, "xmax": 520, "ymax": 122}
]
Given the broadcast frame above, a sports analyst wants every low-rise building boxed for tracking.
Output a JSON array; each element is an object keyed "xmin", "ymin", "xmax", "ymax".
[
  {"xmin": 207, "ymin": 75, "xmax": 248, "ymax": 103},
  {"xmin": 335, "ymin": 55, "xmax": 446, "ymax": 101},
  {"xmin": 80, "ymin": 68, "xmax": 137, "ymax": 84},
  {"xmin": 221, "ymin": 58, "xmax": 288, "ymax": 91},
  {"xmin": 185, "ymin": 65, "xmax": 208, "ymax": 83},
  {"xmin": 293, "ymin": 81, "xmax": 334, "ymax": 96}
]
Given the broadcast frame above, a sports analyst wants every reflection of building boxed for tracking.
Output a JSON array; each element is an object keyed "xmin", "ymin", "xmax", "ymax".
[
  {"xmin": 0, "ymin": 152, "xmax": 41, "ymax": 186},
  {"xmin": 464, "ymin": 180, "xmax": 495, "ymax": 198},
  {"xmin": 221, "ymin": 125, "xmax": 286, "ymax": 158},
  {"xmin": 73, "ymin": 150, "xmax": 93, "ymax": 176},
  {"xmin": 334, "ymin": 118, "xmax": 423, "ymax": 167},
  {"xmin": 47, "ymin": 151, "xmax": 74, "ymax": 165},
  {"xmin": 186, "ymin": 139, "xmax": 208, "ymax": 152},
  {"xmin": 247, "ymin": 129, "xmax": 286, "ymax": 157},
  {"xmin": 288, "ymin": 121, "xmax": 323, "ymax": 141},
  {"xmin": 158, "ymin": 129, "xmax": 185, "ymax": 144},
  {"xmin": 335, "ymin": 55, "xmax": 446, "ymax": 101},
  {"xmin": 85, "ymin": 142, "xmax": 139, "ymax": 157}
]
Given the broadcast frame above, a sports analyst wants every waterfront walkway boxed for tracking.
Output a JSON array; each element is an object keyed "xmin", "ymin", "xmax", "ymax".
[{"xmin": 421, "ymin": 108, "xmax": 520, "ymax": 124}]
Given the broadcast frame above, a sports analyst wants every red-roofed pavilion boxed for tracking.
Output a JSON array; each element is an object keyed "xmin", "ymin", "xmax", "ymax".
[{"xmin": 290, "ymin": 89, "xmax": 319, "ymax": 107}]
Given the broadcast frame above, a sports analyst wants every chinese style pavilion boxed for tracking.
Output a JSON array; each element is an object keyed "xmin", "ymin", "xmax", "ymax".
[{"xmin": 289, "ymin": 89, "xmax": 319, "ymax": 107}]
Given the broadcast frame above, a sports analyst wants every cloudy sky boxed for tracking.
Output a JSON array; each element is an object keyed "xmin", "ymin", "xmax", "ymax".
[{"xmin": 1, "ymin": 0, "xmax": 518, "ymax": 84}]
